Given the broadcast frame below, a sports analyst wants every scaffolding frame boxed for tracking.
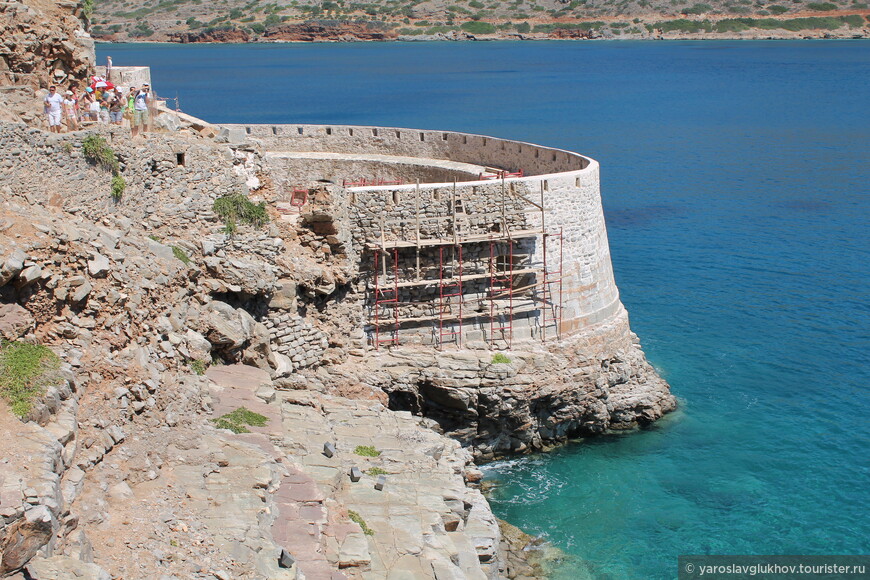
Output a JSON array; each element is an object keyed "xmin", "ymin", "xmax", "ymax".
[
  {"xmin": 372, "ymin": 247, "xmax": 399, "ymax": 349},
  {"xmin": 489, "ymin": 238, "xmax": 514, "ymax": 349},
  {"xmin": 365, "ymin": 175, "xmax": 563, "ymax": 350},
  {"xmin": 438, "ymin": 245, "xmax": 463, "ymax": 349}
]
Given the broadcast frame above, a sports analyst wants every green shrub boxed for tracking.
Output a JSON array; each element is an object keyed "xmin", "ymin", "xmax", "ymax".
[
  {"xmin": 82, "ymin": 134, "xmax": 119, "ymax": 173},
  {"xmin": 0, "ymin": 341, "xmax": 61, "ymax": 417},
  {"xmin": 354, "ymin": 445, "xmax": 381, "ymax": 457},
  {"xmin": 654, "ymin": 18, "xmax": 713, "ymax": 32},
  {"xmin": 681, "ymin": 2, "xmax": 712, "ymax": 13},
  {"xmin": 348, "ymin": 510, "xmax": 374, "ymax": 535},
  {"xmin": 715, "ymin": 18, "xmax": 751, "ymax": 31},
  {"xmin": 213, "ymin": 194, "xmax": 269, "ymax": 233},
  {"xmin": 768, "ymin": 4, "xmax": 788, "ymax": 12},
  {"xmin": 211, "ymin": 407, "xmax": 269, "ymax": 433},
  {"xmin": 807, "ymin": 1, "xmax": 837, "ymax": 9},
  {"xmin": 460, "ymin": 20, "xmax": 496, "ymax": 33},
  {"xmin": 491, "ymin": 353, "xmax": 511, "ymax": 364},
  {"xmin": 189, "ymin": 359, "xmax": 208, "ymax": 375},
  {"xmin": 515, "ymin": 20, "xmax": 530, "ymax": 32},
  {"xmin": 171, "ymin": 245, "xmax": 192, "ymax": 265},
  {"xmin": 111, "ymin": 175, "xmax": 125, "ymax": 201},
  {"xmin": 426, "ymin": 25, "xmax": 459, "ymax": 33},
  {"xmin": 366, "ymin": 466, "xmax": 388, "ymax": 476},
  {"xmin": 129, "ymin": 22, "xmax": 155, "ymax": 37}
]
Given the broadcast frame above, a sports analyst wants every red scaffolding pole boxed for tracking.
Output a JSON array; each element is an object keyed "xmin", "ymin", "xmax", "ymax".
[
  {"xmin": 373, "ymin": 248, "xmax": 399, "ymax": 349},
  {"xmin": 541, "ymin": 228, "xmax": 563, "ymax": 342},
  {"xmin": 489, "ymin": 238, "xmax": 514, "ymax": 349},
  {"xmin": 438, "ymin": 245, "xmax": 463, "ymax": 349}
]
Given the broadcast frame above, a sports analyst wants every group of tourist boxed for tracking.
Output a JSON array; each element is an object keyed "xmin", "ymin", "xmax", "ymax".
[{"xmin": 43, "ymin": 80, "xmax": 154, "ymax": 137}]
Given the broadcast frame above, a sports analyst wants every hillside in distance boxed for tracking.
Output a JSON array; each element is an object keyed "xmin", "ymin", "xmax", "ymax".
[{"xmin": 90, "ymin": 0, "xmax": 869, "ymax": 41}]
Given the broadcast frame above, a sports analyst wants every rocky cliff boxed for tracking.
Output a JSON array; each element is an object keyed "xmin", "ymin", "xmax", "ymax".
[
  {"xmin": 0, "ymin": 121, "xmax": 512, "ymax": 578},
  {"xmin": 0, "ymin": 96, "xmax": 674, "ymax": 578}
]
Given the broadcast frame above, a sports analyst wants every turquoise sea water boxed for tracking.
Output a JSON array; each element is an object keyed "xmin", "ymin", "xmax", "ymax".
[{"xmin": 98, "ymin": 41, "xmax": 870, "ymax": 578}]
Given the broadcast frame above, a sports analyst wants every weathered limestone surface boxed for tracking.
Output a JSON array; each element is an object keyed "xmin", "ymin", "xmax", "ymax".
[{"xmin": 206, "ymin": 364, "xmax": 500, "ymax": 579}]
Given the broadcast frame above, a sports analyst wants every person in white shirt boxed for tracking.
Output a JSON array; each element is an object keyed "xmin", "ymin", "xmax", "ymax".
[
  {"xmin": 89, "ymin": 99, "xmax": 102, "ymax": 123},
  {"xmin": 62, "ymin": 90, "xmax": 78, "ymax": 131},
  {"xmin": 43, "ymin": 86, "xmax": 64, "ymax": 133},
  {"xmin": 131, "ymin": 83, "xmax": 152, "ymax": 138}
]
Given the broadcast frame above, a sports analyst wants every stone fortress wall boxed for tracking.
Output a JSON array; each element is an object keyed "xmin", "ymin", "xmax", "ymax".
[{"xmin": 225, "ymin": 122, "xmax": 622, "ymax": 349}]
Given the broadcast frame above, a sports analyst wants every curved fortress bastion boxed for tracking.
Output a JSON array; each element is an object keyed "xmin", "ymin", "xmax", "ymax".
[
  {"xmin": 221, "ymin": 122, "xmax": 677, "ymax": 458},
  {"xmin": 232, "ymin": 123, "xmax": 619, "ymax": 346}
]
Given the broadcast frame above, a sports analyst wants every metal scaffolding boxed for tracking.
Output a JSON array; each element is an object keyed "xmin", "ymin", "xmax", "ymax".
[
  {"xmin": 489, "ymin": 238, "xmax": 514, "ymax": 349},
  {"xmin": 438, "ymin": 245, "xmax": 463, "ymax": 349},
  {"xmin": 372, "ymin": 247, "xmax": 399, "ymax": 348},
  {"xmin": 365, "ymin": 175, "xmax": 563, "ymax": 350}
]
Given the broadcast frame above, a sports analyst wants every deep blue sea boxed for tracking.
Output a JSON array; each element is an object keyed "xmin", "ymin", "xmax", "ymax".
[{"xmin": 98, "ymin": 41, "xmax": 870, "ymax": 578}]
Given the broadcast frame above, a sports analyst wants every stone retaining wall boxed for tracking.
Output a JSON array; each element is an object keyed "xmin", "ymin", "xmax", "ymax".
[{"xmin": 263, "ymin": 312, "xmax": 328, "ymax": 370}]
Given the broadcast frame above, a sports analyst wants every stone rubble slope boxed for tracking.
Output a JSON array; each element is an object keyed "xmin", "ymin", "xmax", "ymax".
[{"xmin": 0, "ymin": 121, "xmax": 506, "ymax": 579}]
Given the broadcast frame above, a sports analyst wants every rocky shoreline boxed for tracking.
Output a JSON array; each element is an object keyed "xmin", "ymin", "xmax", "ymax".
[
  {"xmin": 93, "ymin": 27, "xmax": 870, "ymax": 43},
  {"xmin": 88, "ymin": 9, "xmax": 870, "ymax": 44}
]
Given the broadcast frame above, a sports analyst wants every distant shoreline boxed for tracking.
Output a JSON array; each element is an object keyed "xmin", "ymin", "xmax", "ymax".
[
  {"xmin": 90, "ymin": 11, "xmax": 870, "ymax": 44},
  {"xmin": 94, "ymin": 31, "xmax": 870, "ymax": 44}
]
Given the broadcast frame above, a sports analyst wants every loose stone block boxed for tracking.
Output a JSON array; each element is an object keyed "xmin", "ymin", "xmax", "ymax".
[{"xmin": 278, "ymin": 548, "xmax": 295, "ymax": 569}]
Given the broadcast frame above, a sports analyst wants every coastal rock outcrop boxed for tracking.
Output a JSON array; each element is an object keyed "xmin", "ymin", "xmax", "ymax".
[
  {"xmin": 314, "ymin": 308, "xmax": 675, "ymax": 461},
  {"xmin": 169, "ymin": 28, "xmax": 252, "ymax": 43},
  {"xmin": 263, "ymin": 20, "xmax": 398, "ymax": 42}
]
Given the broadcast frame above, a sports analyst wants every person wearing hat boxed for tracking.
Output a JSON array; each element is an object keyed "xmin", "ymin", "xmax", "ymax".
[
  {"xmin": 43, "ymin": 85, "xmax": 64, "ymax": 133},
  {"xmin": 62, "ymin": 90, "xmax": 78, "ymax": 131},
  {"xmin": 131, "ymin": 83, "xmax": 152, "ymax": 138},
  {"xmin": 80, "ymin": 87, "xmax": 96, "ymax": 122}
]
